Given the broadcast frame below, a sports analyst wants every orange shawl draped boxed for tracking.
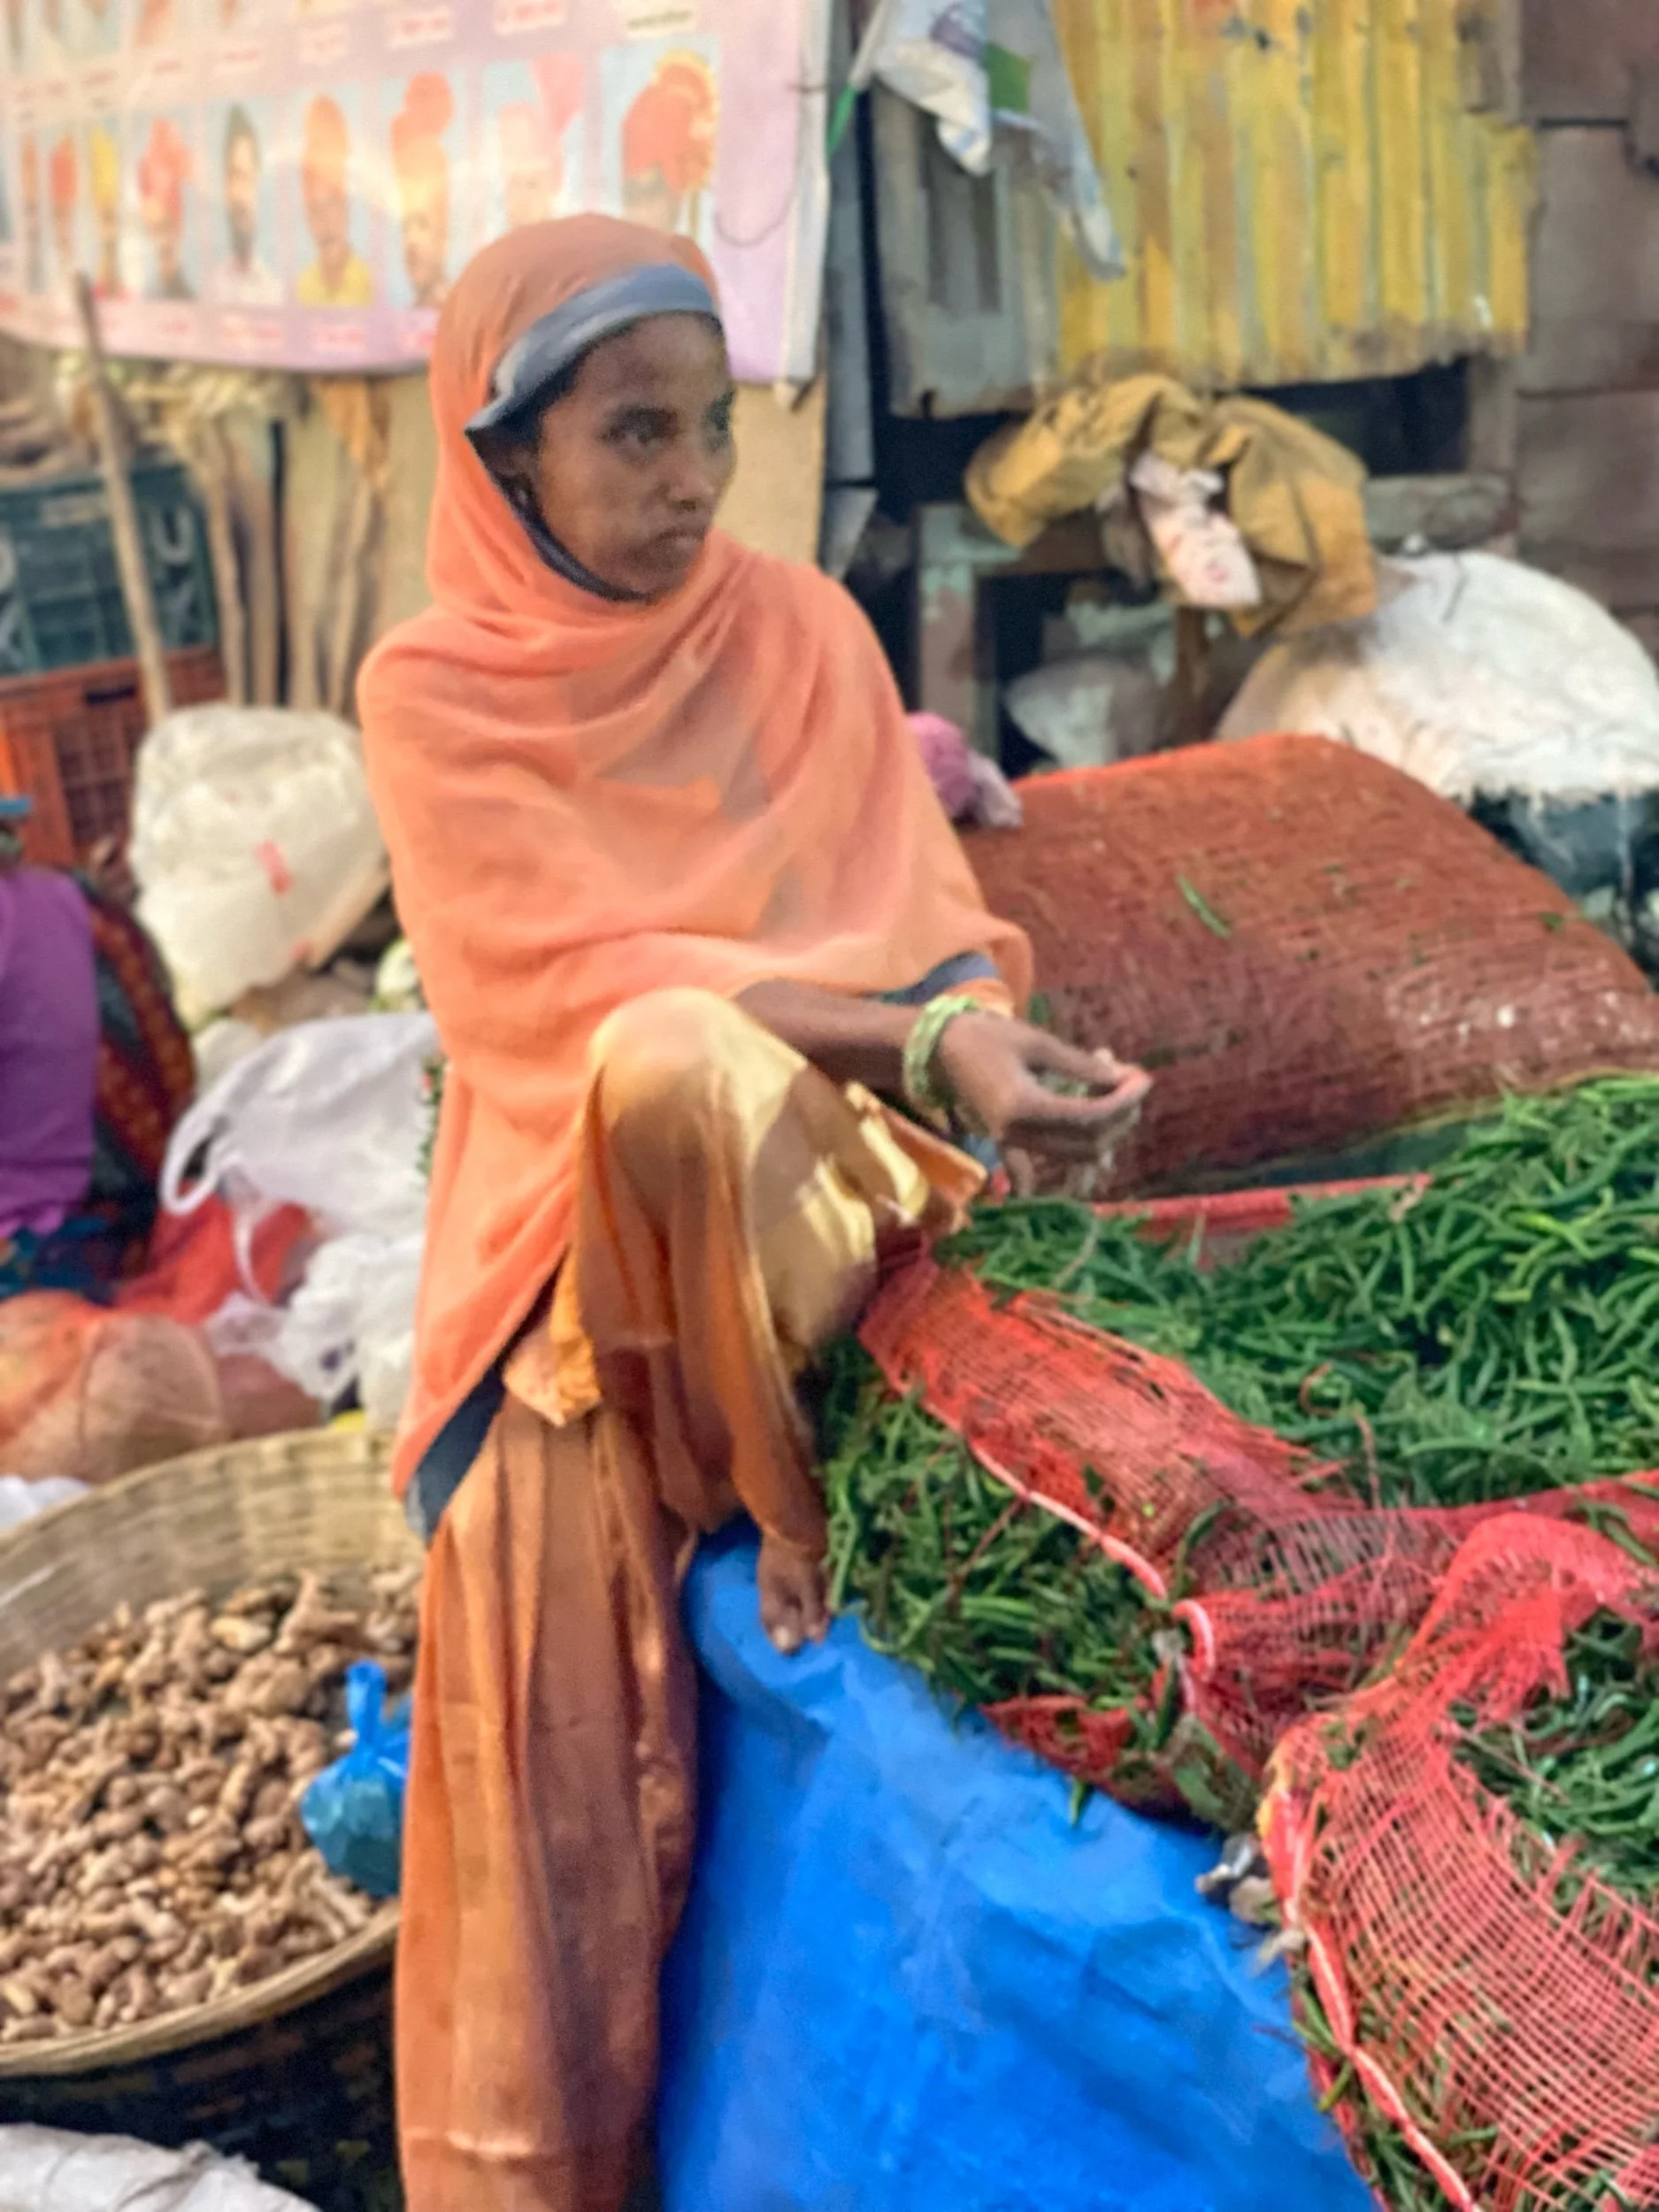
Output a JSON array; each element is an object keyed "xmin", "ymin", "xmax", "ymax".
[{"xmin": 357, "ymin": 216, "xmax": 1030, "ymax": 1494}]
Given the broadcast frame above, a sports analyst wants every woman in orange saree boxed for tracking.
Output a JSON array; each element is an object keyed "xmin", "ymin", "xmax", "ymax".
[{"xmin": 358, "ymin": 214, "xmax": 1148, "ymax": 2212}]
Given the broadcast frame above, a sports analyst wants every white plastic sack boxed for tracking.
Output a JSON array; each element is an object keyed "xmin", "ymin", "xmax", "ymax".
[
  {"xmin": 191, "ymin": 1018, "xmax": 265, "ymax": 1095},
  {"xmin": 275, "ymin": 1231, "xmax": 423, "ymax": 1432},
  {"xmin": 162, "ymin": 1013, "xmax": 437, "ymax": 1247},
  {"xmin": 850, "ymin": 0, "xmax": 1121, "ymax": 277},
  {"xmin": 1003, "ymin": 654, "xmax": 1164, "ymax": 770},
  {"xmin": 1218, "ymin": 553, "xmax": 1659, "ymax": 806},
  {"xmin": 0, "ymin": 1476, "xmax": 87, "ymax": 1529},
  {"xmin": 131, "ymin": 707, "xmax": 389, "ymax": 1025},
  {"xmin": 0, "ymin": 2124, "xmax": 313, "ymax": 2212}
]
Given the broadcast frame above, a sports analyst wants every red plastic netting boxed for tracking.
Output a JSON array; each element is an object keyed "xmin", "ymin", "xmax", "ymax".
[
  {"xmin": 965, "ymin": 735, "xmax": 1659, "ymax": 1193},
  {"xmin": 861, "ymin": 1258, "xmax": 1659, "ymax": 1795},
  {"xmin": 1263, "ymin": 1516, "xmax": 1659, "ymax": 2212}
]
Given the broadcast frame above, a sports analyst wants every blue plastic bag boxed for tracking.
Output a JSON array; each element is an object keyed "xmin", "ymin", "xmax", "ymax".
[{"xmin": 300, "ymin": 1660, "xmax": 410, "ymax": 1899}]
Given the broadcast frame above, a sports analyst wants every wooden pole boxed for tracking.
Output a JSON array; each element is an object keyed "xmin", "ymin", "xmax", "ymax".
[
  {"xmin": 73, "ymin": 274, "xmax": 173, "ymax": 726},
  {"xmin": 227, "ymin": 425, "xmax": 280, "ymax": 707},
  {"xmin": 196, "ymin": 420, "xmax": 247, "ymax": 706}
]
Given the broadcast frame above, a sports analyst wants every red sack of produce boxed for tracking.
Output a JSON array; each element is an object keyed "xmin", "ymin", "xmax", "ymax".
[
  {"xmin": 1262, "ymin": 1515, "xmax": 1659, "ymax": 2212},
  {"xmin": 0, "ymin": 1291, "xmax": 229, "ymax": 1484},
  {"xmin": 966, "ymin": 734, "xmax": 1659, "ymax": 1192},
  {"xmin": 856, "ymin": 1259, "xmax": 1659, "ymax": 1810}
]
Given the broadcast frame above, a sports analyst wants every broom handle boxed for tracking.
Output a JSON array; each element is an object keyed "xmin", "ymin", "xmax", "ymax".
[{"xmin": 74, "ymin": 275, "xmax": 173, "ymax": 726}]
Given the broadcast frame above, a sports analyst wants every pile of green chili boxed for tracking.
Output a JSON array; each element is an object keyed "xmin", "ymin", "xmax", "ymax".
[
  {"xmin": 1293, "ymin": 1975, "xmax": 1503, "ymax": 2212},
  {"xmin": 815, "ymin": 1338, "xmax": 1254, "ymax": 1820},
  {"xmin": 1454, "ymin": 1606, "xmax": 1659, "ymax": 1910},
  {"xmin": 943, "ymin": 1076, "xmax": 1659, "ymax": 1509},
  {"xmin": 1288, "ymin": 1608, "xmax": 1659, "ymax": 2212}
]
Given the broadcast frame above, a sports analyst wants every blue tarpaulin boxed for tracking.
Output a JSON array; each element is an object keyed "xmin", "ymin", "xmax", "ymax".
[{"xmin": 659, "ymin": 1531, "xmax": 1371, "ymax": 2212}]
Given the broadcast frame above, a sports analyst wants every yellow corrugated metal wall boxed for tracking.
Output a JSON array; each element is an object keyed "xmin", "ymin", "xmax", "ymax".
[{"xmin": 1052, "ymin": 0, "xmax": 1534, "ymax": 389}]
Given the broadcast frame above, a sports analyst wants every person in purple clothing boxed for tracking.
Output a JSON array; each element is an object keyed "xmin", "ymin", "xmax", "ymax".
[{"xmin": 0, "ymin": 798, "xmax": 110, "ymax": 1296}]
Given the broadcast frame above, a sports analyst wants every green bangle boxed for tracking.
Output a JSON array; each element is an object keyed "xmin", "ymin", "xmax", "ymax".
[{"xmin": 902, "ymin": 992, "xmax": 994, "ymax": 1133}]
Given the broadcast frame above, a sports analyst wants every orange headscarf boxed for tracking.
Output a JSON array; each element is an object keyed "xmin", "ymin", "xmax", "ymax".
[{"xmin": 358, "ymin": 215, "xmax": 1029, "ymax": 1492}]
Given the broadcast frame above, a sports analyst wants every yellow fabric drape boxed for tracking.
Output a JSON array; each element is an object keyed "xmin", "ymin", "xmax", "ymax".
[{"xmin": 966, "ymin": 369, "xmax": 1376, "ymax": 638}]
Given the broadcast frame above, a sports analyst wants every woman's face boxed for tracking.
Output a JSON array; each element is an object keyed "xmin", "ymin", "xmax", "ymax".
[{"xmin": 520, "ymin": 312, "xmax": 735, "ymax": 601}]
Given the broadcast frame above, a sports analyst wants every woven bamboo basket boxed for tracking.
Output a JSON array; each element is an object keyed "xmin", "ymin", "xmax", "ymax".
[{"xmin": 0, "ymin": 1426, "xmax": 419, "ymax": 2206}]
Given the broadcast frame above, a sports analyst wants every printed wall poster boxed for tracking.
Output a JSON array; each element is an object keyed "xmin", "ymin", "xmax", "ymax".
[
  {"xmin": 19, "ymin": 136, "xmax": 43, "ymax": 300},
  {"xmin": 86, "ymin": 116, "xmax": 138, "ymax": 300},
  {"xmin": 288, "ymin": 86, "xmax": 376, "ymax": 313},
  {"xmin": 383, "ymin": 71, "xmax": 459, "ymax": 311},
  {"xmin": 480, "ymin": 55, "xmax": 580, "ymax": 238},
  {"xmin": 0, "ymin": 0, "xmax": 828, "ymax": 380},
  {"xmin": 211, "ymin": 97, "xmax": 280, "ymax": 309},
  {"xmin": 133, "ymin": 111, "xmax": 198, "ymax": 302},
  {"xmin": 599, "ymin": 37, "xmax": 716, "ymax": 252},
  {"xmin": 45, "ymin": 126, "xmax": 82, "ymax": 295},
  {"xmin": 75, "ymin": 0, "xmax": 120, "ymax": 63}
]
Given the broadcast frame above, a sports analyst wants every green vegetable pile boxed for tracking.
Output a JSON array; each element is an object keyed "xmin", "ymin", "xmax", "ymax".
[
  {"xmin": 1455, "ymin": 1605, "xmax": 1659, "ymax": 1909},
  {"xmin": 816, "ymin": 1337, "xmax": 1253, "ymax": 1823},
  {"xmin": 1292, "ymin": 1607, "xmax": 1659, "ymax": 2212},
  {"xmin": 1293, "ymin": 1978, "xmax": 1504, "ymax": 2212},
  {"xmin": 944, "ymin": 1076, "xmax": 1659, "ymax": 1509}
]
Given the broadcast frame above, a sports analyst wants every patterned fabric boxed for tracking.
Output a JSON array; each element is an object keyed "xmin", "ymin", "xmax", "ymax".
[
  {"xmin": 0, "ymin": 1215, "xmax": 126, "ymax": 1300},
  {"xmin": 78, "ymin": 881, "xmax": 196, "ymax": 1257}
]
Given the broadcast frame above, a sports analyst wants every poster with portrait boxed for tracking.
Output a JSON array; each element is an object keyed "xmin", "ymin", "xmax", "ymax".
[
  {"xmin": 283, "ymin": 86, "xmax": 376, "ymax": 312},
  {"xmin": 84, "ymin": 114, "xmax": 140, "ymax": 301},
  {"xmin": 480, "ymin": 55, "xmax": 580, "ymax": 240},
  {"xmin": 598, "ymin": 37, "xmax": 716, "ymax": 255},
  {"xmin": 0, "ymin": 0, "xmax": 829, "ymax": 380},
  {"xmin": 208, "ymin": 97, "xmax": 280, "ymax": 310}
]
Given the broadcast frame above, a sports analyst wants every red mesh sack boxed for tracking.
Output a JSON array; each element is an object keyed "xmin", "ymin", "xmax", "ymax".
[
  {"xmin": 0, "ymin": 1291, "xmax": 229, "ymax": 1485},
  {"xmin": 965, "ymin": 735, "xmax": 1659, "ymax": 1192},
  {"xmin": 1262, "ymin": 1516, "xmax": 1659, "ymax": 2211},
  {"xmin": 860, "ymin": 1258, "xmax": 1659, "ymax": 1799}
]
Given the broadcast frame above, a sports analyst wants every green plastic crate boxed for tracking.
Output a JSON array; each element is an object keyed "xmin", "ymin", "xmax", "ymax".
[{"xmin": 0, "ymin": 461, "xmax": 219, "ymax": 677}]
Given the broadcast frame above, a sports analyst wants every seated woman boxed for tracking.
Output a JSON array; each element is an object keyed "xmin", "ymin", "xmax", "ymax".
[
  {"xmin": 0, "ymin": 798, "xmax": 102, "ymax": 1294},
  {"xmin": 358, "ymin": 215, "xmax": 1149, "ymax": 2212},
  {"xmin": 0, "ymin": 801, "xmax": 194, "ymax": 1296}
]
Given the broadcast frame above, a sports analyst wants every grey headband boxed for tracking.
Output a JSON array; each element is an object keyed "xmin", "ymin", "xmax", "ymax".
[{"xmin": 465, "ymin": 260, "xmax": 720, "ymax": 447}]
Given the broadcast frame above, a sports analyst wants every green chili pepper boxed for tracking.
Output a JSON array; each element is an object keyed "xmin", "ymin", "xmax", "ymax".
[{"xmin": 943, "ymin": 1076, "xmax": 1659, "ymax": 1510}]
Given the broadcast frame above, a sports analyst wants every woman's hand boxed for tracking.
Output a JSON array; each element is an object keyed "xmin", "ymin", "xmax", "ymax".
[
  {"xmin": 757, "ymin": 1532, "xmax": 830, "ymax": 1655},
  {"xmin": 936, "ymin": 1013, "xmax": 1151, "ymax": 1164}
]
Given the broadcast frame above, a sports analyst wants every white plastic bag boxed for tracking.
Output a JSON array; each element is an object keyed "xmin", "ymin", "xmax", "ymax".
[
  {"xmin": 275, "ymin": 1231, "xmax": 423, "ymax": 1432},
  {"xmin": 0, "ymin": 2124, "xmax": 314, "ymax": 2211},
  {"xmin": 161, "ymin": 1013, "xmax": 437, "ymax": 1247},
  {"xmin": 850, "ymin": 0, "xmax": 1121, "ymax": 276},
  {"xmin": 162, "ymin": 1015, "xmax": 434, "ymax": 1430},
  {"xmin": 0, "ymin": 1476, "xmax": 87, "ymax": 1530},
  {"xmin": 1218, "ymin": 552, "xmax": 1659, "ymax": 806},
  {"xmin": 131, "ymin": 707, "xmax": 389, "ymax": 1025},
  {"xmin": 1003, "ymin": 654, "xmax": 1164, "ymax": 770}
]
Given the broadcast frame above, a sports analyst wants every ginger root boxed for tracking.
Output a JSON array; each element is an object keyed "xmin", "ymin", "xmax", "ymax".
[{"xmin": 0, "ymin": 1565, "xmax": 419, "ymax": 2041}]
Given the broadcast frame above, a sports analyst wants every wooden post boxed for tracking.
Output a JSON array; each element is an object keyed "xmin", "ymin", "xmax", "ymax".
[
  {"xmin": 73, "ymin": 274, "xmax": 173, "ymax": 726},
  {"xmin": 196, "ymin": 419, "xmax": 247, "ymax": 706}
]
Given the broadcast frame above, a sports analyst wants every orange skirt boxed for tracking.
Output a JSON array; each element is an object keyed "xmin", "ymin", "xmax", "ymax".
[{"xmin": 396, "ymin": 989, "xmax": 979, "ymax": 2212}]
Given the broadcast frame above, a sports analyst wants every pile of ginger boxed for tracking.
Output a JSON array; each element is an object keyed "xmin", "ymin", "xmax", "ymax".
[{"xmin": 0, "ymin": 1564, "xmax": 420, "ymax": 2044}]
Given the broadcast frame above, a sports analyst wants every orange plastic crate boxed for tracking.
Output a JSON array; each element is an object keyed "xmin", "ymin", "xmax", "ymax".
[{"xmin": 0, "ymin": 647, "xmax": 225, "ymax": 866}]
